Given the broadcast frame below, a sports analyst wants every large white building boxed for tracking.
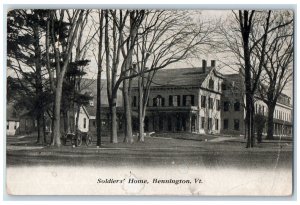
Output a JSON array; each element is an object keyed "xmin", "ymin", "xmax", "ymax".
[
  {"xmin": 221, "ymin": 73, "xmax": 292, "ymax": 136},
  {"xmin": 131, "ymin": 60, "xmax": 224, "ymax": 134}
]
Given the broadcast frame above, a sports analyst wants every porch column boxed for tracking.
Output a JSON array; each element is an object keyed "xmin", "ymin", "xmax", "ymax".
[{"xmin": 188, "ymin": 113, "xmax": 192, "ymax": 132}]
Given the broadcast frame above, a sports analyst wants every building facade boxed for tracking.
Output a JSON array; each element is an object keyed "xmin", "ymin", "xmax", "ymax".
[
  {"xmin": 131, "ymin": 60, "xmax": 224, "ymax": 134},
  {"xmin": 221, "ymin": 73, "xmax": 292, "ymax": 136}
]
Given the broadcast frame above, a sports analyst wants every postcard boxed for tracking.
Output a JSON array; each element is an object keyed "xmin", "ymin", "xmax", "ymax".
[{"xmin": 6, "ymin": 8, "xmax": 294, "ymax": 196}]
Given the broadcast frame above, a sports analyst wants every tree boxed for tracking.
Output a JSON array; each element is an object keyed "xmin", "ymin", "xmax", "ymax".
[
  {"xmin": 96, "ymin": 10, "xmax": 104, "ymax": 147},
  {"xmin": 133, "ymin": 10, "xmax": 215, "ymax": 141},
  {"xmin": 7, "ymin": 9, "xmax": 50, "ymax": 144},
  {"xmin": 103, "ymin": 9, "xmax": 145, "ymax": 143},
  {"xmin": 220, "ymin": 10, "xmax": 292, "ymax": 147},
  {"xmin": 50, "ymin": 9, "xmax": 85, "ymax": 146},
  {"xmin": 257, "ymin": 11, "xmax": 293, "ymax": 140}
]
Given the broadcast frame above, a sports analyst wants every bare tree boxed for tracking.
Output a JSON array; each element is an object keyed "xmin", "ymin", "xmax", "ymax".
[
  {"xmin": 50, "ymin": 9, "xmax": 85, "ymax": 146},
  {"xmin": 257, "ymin": 11, "xmax": 293, "ymax": 139},
  {"xmin": 220, "ymin": 10, "xmax": 292, "ymax": 148},
  {"xmin": 134, "ymin": 10, "xmax": 215, "ymax": 141},
  {"xmin": 103, "ymin": 9, "xmax": 145, "ymax": 143},
  {"xmin": 96, "ymin": 10, "xmax": 104, "ymax": 146}
]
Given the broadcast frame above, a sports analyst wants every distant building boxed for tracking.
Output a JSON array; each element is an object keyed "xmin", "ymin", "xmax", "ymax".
[
  {"xmin": 6, "ymin": 101, "xmax": 37, "ymax": 136},
  {"xmin": 131, "ymin": 60, "xmax": 224, "ymax": 134},
  {"xmin": 6, "ymin": 102, "xmax": 20, "ymax": 136},
  {"xmin": 78, "ymin": 79, "xmax": 124, "ymax": 135},
  {"xmin": 221, "ymin": 73, "xmax": 292, "ymax": 136}
]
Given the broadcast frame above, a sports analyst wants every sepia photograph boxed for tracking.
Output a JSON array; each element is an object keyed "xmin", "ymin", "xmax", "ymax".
[{"xmin": 5, "ymin": 7, "xmax": 294, "ymax": 196}]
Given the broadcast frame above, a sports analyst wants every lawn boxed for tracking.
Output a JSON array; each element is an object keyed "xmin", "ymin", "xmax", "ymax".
[{"xmin": 6, "ymin": 132, "xmax": 293, "ymax": 169}]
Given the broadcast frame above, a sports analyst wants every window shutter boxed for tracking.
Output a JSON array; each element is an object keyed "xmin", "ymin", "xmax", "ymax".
[
  {"xmin": 183, "ymin": 95, "xmax": 186, "ymax": 106},
  {"xmin": 169, "ymin": 95, "xmax": 173, "ymax": 106},
  {"xmin": 153, "ymin": 98, "xmax": 157, "ymax": 107},
  {"xmin": 177, "ymin": 95, "xmax": 181, "ymax": 106},
  {"xmin": 191, "ymin": 95, "xmax": 194, "ymax": 106}
]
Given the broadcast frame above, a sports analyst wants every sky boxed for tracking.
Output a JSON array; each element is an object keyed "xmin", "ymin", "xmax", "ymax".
[{"xmin": 6, "ymin": 9, "xmax": 293, "ymax": 98}]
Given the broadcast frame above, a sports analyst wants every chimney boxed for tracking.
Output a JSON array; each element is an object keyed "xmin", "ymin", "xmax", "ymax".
[
  {"xmin": 202, "ymin": 60, "xmax": 207, "ymax": 73},
  {"xmin": 211, "ymin": 60, "xmax": 216, "ymax": 67}
]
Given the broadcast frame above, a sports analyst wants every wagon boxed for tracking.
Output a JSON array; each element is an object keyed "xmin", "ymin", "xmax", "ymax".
[{"xmin": 61, "ymin": 131, "xmax": 93, "ymax": 147}]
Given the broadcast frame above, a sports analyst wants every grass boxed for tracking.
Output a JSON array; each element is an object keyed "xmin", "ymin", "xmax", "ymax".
[{"xmin": 151, "ymin": 132, "xmax": 218, "ymax": 141}]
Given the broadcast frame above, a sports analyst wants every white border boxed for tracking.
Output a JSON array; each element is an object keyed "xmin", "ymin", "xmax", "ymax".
[{"xmin": 0, "ymin": 0, "xmax": 299, "ymax": 204}]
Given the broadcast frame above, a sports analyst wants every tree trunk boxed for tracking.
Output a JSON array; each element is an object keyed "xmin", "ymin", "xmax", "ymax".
[
  {"xmin": 63, "ymin": 111, "xmax": 68, "ymax": 133},
  {"xmin": 36, "ymin": 114, "xmax": 42, "ymax": 144},
  {"xmin": 42, "ymin": 113, "xmax": 47, "ymax": 144},
  {"xmin": 245, "ymin": 94, "xmax": 255, "ymax": 148},
  {"xmin": 250, "ymin": 100, "xmax": 255, "ymax": 147},
  {"xmin": 110, "ymin": 95, "xmax": 118, "ymax": 143},
  {"xmin": 33, "ymin": 21, "xmax": 43, "ymax": 145},
  {"xmin": 266, "ymin": 104, "xmax": 275, "ymax": 140},
  {"xmin": 138, "ymin": 75, "xmax": 144, "ymax": 142},
  {"xmin": 52, "ymin": 77, "xmax": 64, "ymax": 146},
  {"xmin": 50, "ymin": 104, "xmax": 55, "ymax": 145},
  {"xmin": 96, "ymin": 10, "xmax": 104, "ymax": 147},
  {"xmin": 96, "ymin": 69, "xmax": 102, "ymax": 147},
  {"xmin": 123, "ymin": 79, "xmax": 133, "ymax": 143}
]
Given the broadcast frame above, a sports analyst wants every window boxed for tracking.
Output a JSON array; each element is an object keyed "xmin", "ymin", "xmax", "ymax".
[
  {"xmin": 208, "ymin": 118, "xmax": 212, "ymax": 130},
  {"xmin": 223, "ymin": 119, "xmax": 228, "ymax": 130},
  {"xmin": 234, "ymin": 101, "xmax": 240, "ymax": 111},
  {"xmin": 169, "ymin": 95, "xmax": 180, "ymax": 106},
  {"xmin": 83, "ymin": 118, "xmax": 87, "ymax": 129},
  {"xmin": 89, "ymin": 100, "xmax": 94, "ymax": 106},
  {"xmin": 201, "ymin": 96, "xmax": 206, "ymax": 108},
  {"xmin": 221, "ymin": 83, "xmax": 227, "ymax": 90},
  {"xmin": 153, "ymin": 95, "xmax": 164, "ymax": 107},
  {"xmin": 262, "ymin": 106, "xmax": 265, "ymax": 115},
  {"xmin": 234, "ymin": 119, "xmax": 240, "ymax": 130},
  {"xmin": 216, "ymin": 99, "xmax": 220, "ymax": 111},
  {"xmin": 208, "ymin": 97, "xmax": 213, "ymax": 109},
  {"xmin": 215, "ymin": 119, "xmax": 219, "ymax": 130},
  {"xmin": 224, "ymin": 101, "xmax": 229, "ymax": 111},
  {"xmin": 7, "ymin": 123, "xmax": 9, "ymax": 130},
  {"xmin": 14, "ymin": 124, "xmax": 17, "ymax": 130},
  {"xmin": 183, "ymin": 95, "xmax": 194, "ymax": 106},
  {"xmin": 259, "ymin": 105, "xmax": 261, "ymax": 114},
  {"xmin": 169, "ymin": 95, "xmax": 173, "ymax": 106},
  {"xmin": 209, "ymin": 79, "xmax": 214, "ymax": 89},
  {"xmin": 93, "ymin": 120, "xmax": 96, "ymax": 127},
  {"xmin": 201, "ymin": 117, "xmax": 205, "ymax": 129},
  {"xmin": 132, "ymin": 96, "xmax": 137, "ymax": 107}
]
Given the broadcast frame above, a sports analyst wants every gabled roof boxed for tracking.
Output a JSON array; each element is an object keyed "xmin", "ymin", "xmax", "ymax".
[{"xmin": 131, "ymin": 66, "xmax": 221, "ymax": 88}]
